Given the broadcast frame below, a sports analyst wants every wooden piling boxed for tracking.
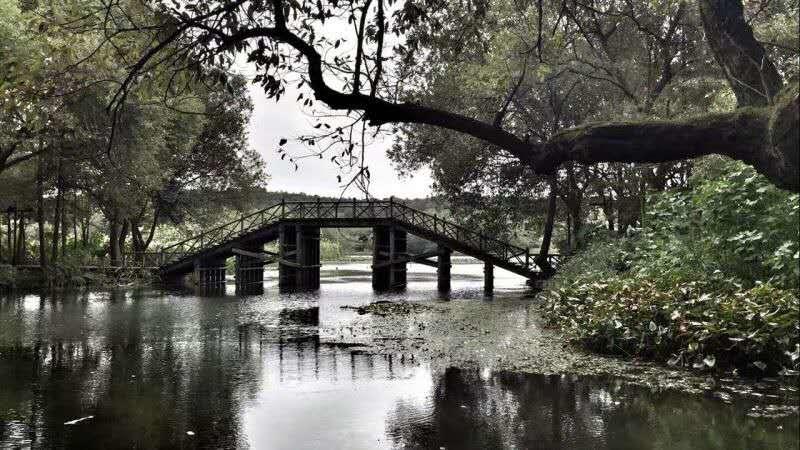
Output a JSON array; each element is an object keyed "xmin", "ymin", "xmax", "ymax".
[
  {"xmin": 437, "ymin": 244, "xmax": 451, "ymax": 292},
  {"xmin": 484, "ymin": 262, "xmax": 494, "ymax": 295}
]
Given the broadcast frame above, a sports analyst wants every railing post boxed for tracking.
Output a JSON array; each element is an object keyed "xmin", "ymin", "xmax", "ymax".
[
  {"xmin": 352, "ymin": 197, "xmax": 356, "ymax": 217},
  {"xmin": 389, "ymin": 196, "xmax": 393, "ymax": 218},
  {"xmin": 316, "ymin": 196, "xmax": 320, "ymax": 217},
  {"xmin": 281, "ymin": 198, "xmax": 286, "ymax": 218},
  {"xmin": 525, "ymin": 248, "xmax": 530, "ymax": 267}
]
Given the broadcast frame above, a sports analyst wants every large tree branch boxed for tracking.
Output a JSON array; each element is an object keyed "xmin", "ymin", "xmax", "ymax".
[
  {"xmin": 203, "ymin": 18, "xmax": 532, "ymax": 160},
  {"xmin": 536, "ymin": 91, "xmax": 799, "ymax": 191},
  {"xmin": 0, "ymin": 146, "xmax": 50, "ymax": 173}
]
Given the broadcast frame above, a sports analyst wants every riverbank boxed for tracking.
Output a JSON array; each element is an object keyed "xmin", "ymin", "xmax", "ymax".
[{"xmin": 0, "ymin": 264, "xmax": 156, "ymax": 290}]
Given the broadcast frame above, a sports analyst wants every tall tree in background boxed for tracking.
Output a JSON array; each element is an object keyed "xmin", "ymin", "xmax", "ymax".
[{"xmin": 0, "ymin": 0, "xmax": 266, "ymax": 267}]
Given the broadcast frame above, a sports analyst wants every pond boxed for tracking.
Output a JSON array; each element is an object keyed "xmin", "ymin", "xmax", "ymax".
[{"xmin": 0, "ymin": 260, "xmax": 797, "ymax": 449}]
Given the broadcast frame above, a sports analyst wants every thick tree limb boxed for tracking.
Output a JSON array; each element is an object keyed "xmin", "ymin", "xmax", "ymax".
[{"xmin": 536, "ymin": 91, "xmax": 799, "ymax": 191}]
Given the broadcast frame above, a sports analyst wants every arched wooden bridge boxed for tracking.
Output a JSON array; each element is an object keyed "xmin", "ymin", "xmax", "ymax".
[{"xmin": 157, "ymin": 199, "xmax": 563, "ymax": 292}]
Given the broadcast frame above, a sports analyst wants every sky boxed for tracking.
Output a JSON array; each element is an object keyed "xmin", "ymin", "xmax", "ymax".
[
  {"xmin": 238, "ymin": 6, "xmax": 434, "ymax": 200},
  {"xmin": 245, "ymin": 80, "xmax": 434, "ymax": 199}
]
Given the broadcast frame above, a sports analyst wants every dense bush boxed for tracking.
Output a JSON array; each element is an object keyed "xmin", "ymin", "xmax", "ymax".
[{"xmin": 541, "ymin": 159, "xmax": 799, "ymax": 375}]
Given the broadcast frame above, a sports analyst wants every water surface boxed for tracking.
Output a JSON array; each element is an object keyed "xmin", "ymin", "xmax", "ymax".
[{"xmin": 0, "ymin": 261, "xmax": 796, "ymax": 449}]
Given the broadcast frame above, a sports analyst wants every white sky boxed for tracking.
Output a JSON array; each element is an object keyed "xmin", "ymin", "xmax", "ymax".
[
  {"xmin": 238, "ymin": 8, "xmax": 434, "ymax": 199},
  {"xmin": 246, "ymin": 84, "xmax": 434, "ymax": 198}
]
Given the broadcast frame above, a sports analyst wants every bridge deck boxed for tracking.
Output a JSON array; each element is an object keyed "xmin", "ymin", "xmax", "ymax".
[{"xmin": 158, "ymin": 200, "xmax": 562, "ymax": 279}]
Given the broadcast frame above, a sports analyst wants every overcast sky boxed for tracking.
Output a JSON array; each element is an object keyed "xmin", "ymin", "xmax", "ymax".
[{"xmin": 245, "ymin": 83, "xmax": 434, "ymax": 199}]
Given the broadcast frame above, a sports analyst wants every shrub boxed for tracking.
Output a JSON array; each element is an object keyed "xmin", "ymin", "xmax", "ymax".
[
  {"xmin": 541, "ymin": 271, "xmax": 799, "ymax": 374},
  {"xmin": 541, "ymin": 160, "xmax": 800, "ymax": 375}
]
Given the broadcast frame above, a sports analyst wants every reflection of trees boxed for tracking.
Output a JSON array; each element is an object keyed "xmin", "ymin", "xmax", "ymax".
[
  {"xmin": 0, "ymin": 289, "xmax": 266, "ymax": 449},
  {"xmin": 387, "ymin": 368, "xmax": 800, "ymax": 450}
]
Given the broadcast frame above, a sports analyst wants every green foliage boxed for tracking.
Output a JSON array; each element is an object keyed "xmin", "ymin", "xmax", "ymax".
[
  {"xmin": 320, "ymin": 239, "xmax": 343, "ymax": 261},
  {"xmin": 642, "ymin": 157, "xmax": 799, "ymax": 288},
  {"xmin": 542, "ymin": 160, "xmax": 800, "ymax": 375}
]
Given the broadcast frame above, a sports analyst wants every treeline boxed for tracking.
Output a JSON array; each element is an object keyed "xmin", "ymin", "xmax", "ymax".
[{"xmin": 0, "ymin": 1, "xmax": 264, "ymax": 271}]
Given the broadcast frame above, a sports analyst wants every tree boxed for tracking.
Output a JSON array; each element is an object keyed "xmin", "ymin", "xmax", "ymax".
[{"xmin": 90, "ymin": 0, "xmax": 797, "ymax": 194}]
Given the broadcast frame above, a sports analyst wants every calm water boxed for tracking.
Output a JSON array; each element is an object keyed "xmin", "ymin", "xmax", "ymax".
[{"xmin": 0, "ymin": 261, "xmax": 797, "ymax": 449}]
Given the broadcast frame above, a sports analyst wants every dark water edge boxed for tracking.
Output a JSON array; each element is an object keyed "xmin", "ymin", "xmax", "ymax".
[{"xmin": 0, "ymin": 270, "xmax": 797, "ymax": 449}]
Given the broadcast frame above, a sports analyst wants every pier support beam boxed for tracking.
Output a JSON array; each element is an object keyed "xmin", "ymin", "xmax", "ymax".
[
  {"xmin": 235, "ymin": 244, "xmax": 265, "ymax": 294},
  {"xmin": 484, "ymin": 262, "xmax": 494, "ymax": 295},
  {"xmin": 194, "ymin": 256, "xmax": 227, "ymax": 287},
  {"xmin": 279, "ymin": 224, "xmax": 320, "ymax": 291},
  {"xmin": 437, "ymin": 244, "xmax": 451, "ymax": 292},
  {"xmin": 372, "ymin": 226, "xmax": 407, "ymax": 290}
]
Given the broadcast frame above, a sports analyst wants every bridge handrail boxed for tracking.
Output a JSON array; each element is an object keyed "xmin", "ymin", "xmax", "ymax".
[{"xmin": 158, "ymin": 199, "xmax": 561, "ymax": 271}]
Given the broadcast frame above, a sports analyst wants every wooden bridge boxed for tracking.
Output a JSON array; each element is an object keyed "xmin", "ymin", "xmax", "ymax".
[{"xmin": 157, "ymin": 199, "xmax": 563, "ymax": 292}]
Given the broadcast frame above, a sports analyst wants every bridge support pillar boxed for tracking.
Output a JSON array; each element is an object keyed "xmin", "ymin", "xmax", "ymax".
[
  {"xmin": 194, "ymin": 256, "xmax": 226, "ymax": 287},
  {"xmin": 372, "ymin": 226, "xmax": 407, "ymax": 290},
  {"xmin": 484, "ymin": 262, "xmax": 494, "ymax": 295},
  {"xmin": 235, "ymin": 244, "xmax": 265, "ymax": 295},
  {"xmin": 437, "ymin": 244, "xmax": 451, "ymax": 292},
  {"xmin": 279, "ymin": 224, "xmax": 320, "ymax": 291}
]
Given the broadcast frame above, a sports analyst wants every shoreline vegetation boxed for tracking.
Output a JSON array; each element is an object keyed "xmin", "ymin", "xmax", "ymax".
[{"xmin": 538, "ymin": 161, "xmax": 799, "ymax": 377}]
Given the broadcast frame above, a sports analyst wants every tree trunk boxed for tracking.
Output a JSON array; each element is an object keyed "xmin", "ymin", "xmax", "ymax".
[
  {"xmin": 10, "ymin": 213, "xmax": 16, "ymax": 265},
  {"xmin": 81, "ymin": 216, "xmax": 89, "ymax": 248},
  {"xmin": 36, "ymin": 155, "xmax": 47, "ymax": 268},
  {"xmin": 5, "ymin": 213, "xmax": 11, "ymax": 264},
  {"xmin": 61, "ymin": 197, "xmax": 67, "ymax": 258},
  {"xmin": 119, "ymin": 219, "xmax": 130, "ymax": 256},
  {"xmin": 698, "ymin": 0, "xmax": 782, "ymax": 107},
  {"xmin": 131, "ymin": 220, "xmax": 145, "ymax": 253},
  {"xmin": 566, "ymin": 214, "xmax": 572, "ymax": 252},
  {"xmin": 143, "ymin": 206, "xmax": 159, "ymax": 250},
  {"xmin": 51, "ymin": 171, "xmax": 62, "ymax": 263},
  {"xmin": 535, "ymin": 174, "xmax": 558, "ymax": 275},
  {"xmin": 72, "ymin": 194, "xmax": 78, "ymax": 251},
  {"xmin": 15, "ymin": 216, "xmax": 26, "ymax": 264},
  {"xmin": 109, "ymin": 214, "xmax": 122, "ymax": 267}
]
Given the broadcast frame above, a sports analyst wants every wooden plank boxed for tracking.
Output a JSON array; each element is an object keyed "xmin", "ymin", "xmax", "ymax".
[
  {"xmin": 372, "ymin": 249, "xmax": 441, "ymax": 269},
  {"xmin": 278, "ymin": 259, "xmax": 321, "ymax": 269},
  {"xmin": 231, "ymin": 248, "xmax": 278, "ymax": 259}
]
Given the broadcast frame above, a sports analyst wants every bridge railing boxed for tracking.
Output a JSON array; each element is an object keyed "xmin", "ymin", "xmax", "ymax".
[{"xmin": 159, "ymin": 199, "xmax": 562, "ymax": 273}]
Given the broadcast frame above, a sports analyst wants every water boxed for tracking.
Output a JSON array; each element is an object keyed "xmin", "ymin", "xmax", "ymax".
[{"xmin": 0, "ymin": 261, "xmax": 796, "ymax": 449}]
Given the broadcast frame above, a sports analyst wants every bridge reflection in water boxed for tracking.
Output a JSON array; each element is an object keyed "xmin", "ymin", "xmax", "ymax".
[{"xmin": 0, "ymin": 288, "xmax": 796, "ymax": 449}]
